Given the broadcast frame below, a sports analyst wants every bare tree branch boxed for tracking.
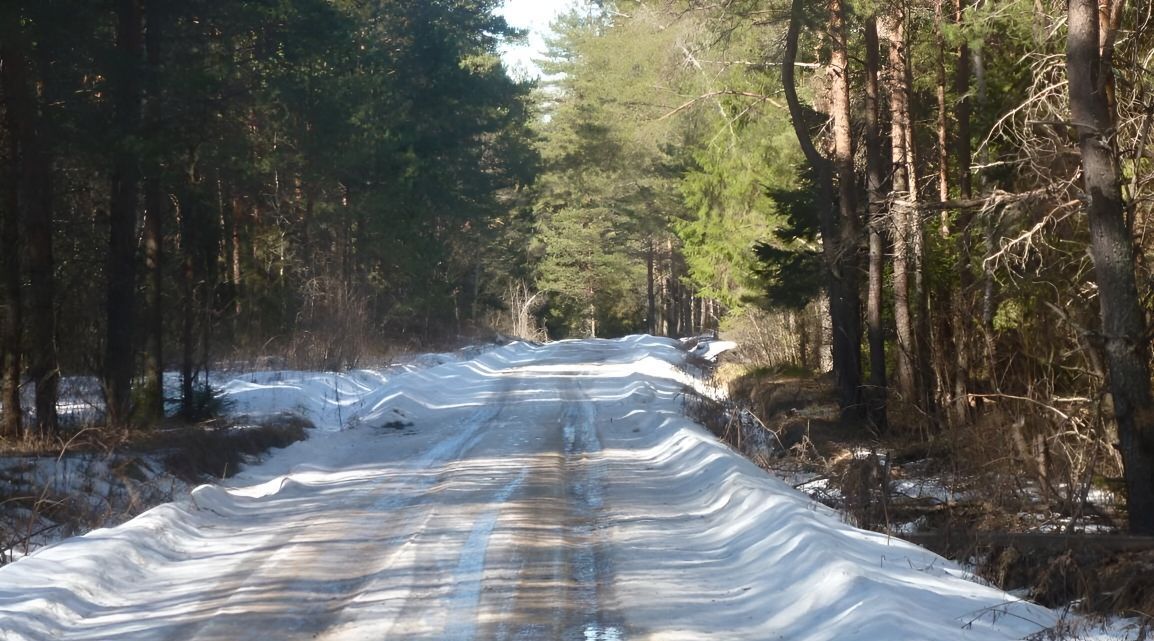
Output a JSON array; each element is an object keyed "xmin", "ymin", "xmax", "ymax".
[{"xmin": 657, "ymin": 90, "xmax": 784, "ymax": 121}]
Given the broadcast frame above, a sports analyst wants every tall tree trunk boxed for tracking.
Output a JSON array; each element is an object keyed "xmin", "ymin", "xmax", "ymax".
[
  {"xmin": 931, "ymin": 0, "xmax": 956, "ymax": 427},
  {"xmin": 666, "ymin": 239, "xmax": 680, "ymax": 338},
  {"xmin": 950, "ymin": 0, "xmax": 975, "ymax": 426},
  {"xmin": 0, "ymin": 35, "xmax": 25, "ymax": 440},
  {"xmin": 829, "ymin": 0, "xmax": 863, "ymax": 417},
  {"xmin": 884, "ymin": 6, "xmax": 935, "ymax": 426},
  {"xmin": 646, "ymin": 237, "xmax": 656, "ymax": 335},
  {"xmin": 105, "ymin": 0, "xmax": 144, "ymax": 428},
  {"xmin": 233, "ymin": 201, "xmax": 244, "ymax": 316},
  {"xmin": 864, "ymin": 15, "xmax": 888, "ymax": 431},
  {"xmin": 783, "ymin": 0, "xmax": 861, "ymax": 416},
  {"xmin": 907, "ymin": 19, "xmax": 934, "ymax": 427},
  {"xmin": 934, "ymin": 0, "xmax": 950, "ymax": 206},
  {"xmin": 883, "ymin": 10, "xmax": 917, "ymax": 409},
  {"xmin": 1067, "ymin": 0, "xmax": 1154, "ymax": 535},
  {"xmin": 691, "ymin": 296, "xmax": 700, "ymax": 335},
  {"xmin": 141, "ymin": 0, "xmax": 166, "ymax": 423},
  {"xmin": 142, "ymin": 176, "xmax": 164, "ymax": 421},
  {"xmin": 23, "ymin": 101, "xmax": 57, "ymax": 439},
  {"xmin": 179, "ymin": 177, "xmax": 196, "ymax": 420},
  {"xmin": 588, "ymin": 300, "xmax": 596, "ymax": 338},
  {"xmin": 972, "ymin": 41, "xmax": 1000, "ymax": 389},
  {"xmin": 2, "ymin": 19, "xmax": 58, "ymax": 439}
]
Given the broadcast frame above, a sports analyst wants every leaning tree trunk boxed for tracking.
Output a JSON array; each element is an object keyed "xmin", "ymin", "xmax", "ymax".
[
  {"xmin": 1067, "ymin": 0, "xmax": 1154, "ymax": 535},
  {"xmin": 783, "ymin": 0, "xmax": 862, "ymax": 416},
  {"xmin": 105, "ymin": 0, "xmax": 145, "ymax": 428}
]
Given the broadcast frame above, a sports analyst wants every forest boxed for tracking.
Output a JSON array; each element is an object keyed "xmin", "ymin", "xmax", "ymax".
[
  {"xmin": 0, "ymin": 0, "xmax": 537, "ymax": 433},
  {"xmin": 1, "ymin": 0, "xmax": 1153, "ymax": 541}
]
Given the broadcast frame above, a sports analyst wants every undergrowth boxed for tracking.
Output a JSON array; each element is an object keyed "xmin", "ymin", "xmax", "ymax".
[
  {"xmin": 686, "ymin": 354, "xmax": 1153, "ymax": 633},
  {"xmin": 143, "ymin": 416, "xmax": 312, "ymax": 482},
  {"xmin": 0, "ymin": 415, "xmax": 312, "ymax": 565}
]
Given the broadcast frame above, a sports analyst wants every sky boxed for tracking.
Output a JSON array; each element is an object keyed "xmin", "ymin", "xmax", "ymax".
[{"xmin": 496, "ymin": 0, "xmax": 574, "ymax": 78}]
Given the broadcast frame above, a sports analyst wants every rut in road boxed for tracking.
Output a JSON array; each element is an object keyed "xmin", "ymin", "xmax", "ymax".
[
  {"xmin": 177, "ymin": 362, "xmax": 631, "ymax": 641},
  {"xmin": 381, "ymin": 371, "xmax": 629, "ymax": 641}
]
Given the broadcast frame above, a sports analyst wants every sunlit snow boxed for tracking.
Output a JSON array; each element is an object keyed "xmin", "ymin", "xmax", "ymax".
[{"xmin": 0, "ymin": 336, "xmax": 1139, "ymax": 640}]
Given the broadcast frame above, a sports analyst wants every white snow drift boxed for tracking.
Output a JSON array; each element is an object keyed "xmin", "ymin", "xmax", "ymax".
[{"xmin": 0, "ymin": 336, "xmax": 1137, "ymax": 640}]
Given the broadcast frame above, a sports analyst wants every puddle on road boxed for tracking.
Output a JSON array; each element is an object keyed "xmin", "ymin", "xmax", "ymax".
[{"xmin": 584, "ymin": 624, "xmax": 624, "ymax": 641}]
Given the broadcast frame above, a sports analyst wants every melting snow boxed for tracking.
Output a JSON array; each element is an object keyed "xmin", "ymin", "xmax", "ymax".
[{"xmin": 0, "ymin": 336, "xmax": 1140, "ymax": 640}]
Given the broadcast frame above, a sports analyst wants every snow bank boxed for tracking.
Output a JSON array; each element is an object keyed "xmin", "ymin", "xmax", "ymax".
[
  {"xmin": 213, "ymin": 340, "xmax": 540, "ymax": 431},
  {"xmin": 0, "ymin": 335, "xmax": 1139, "ymax": 640}
]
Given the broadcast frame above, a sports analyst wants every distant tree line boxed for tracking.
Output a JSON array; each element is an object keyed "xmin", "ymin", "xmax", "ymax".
[{"xmin": 0, "ymin": 0, "xmax": 536, "ymax": 435}]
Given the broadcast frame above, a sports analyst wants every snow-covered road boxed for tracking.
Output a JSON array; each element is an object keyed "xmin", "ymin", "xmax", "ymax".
[{"xmin": 0, "ymin": 336, "xmax": 1118, "ymax": 640}]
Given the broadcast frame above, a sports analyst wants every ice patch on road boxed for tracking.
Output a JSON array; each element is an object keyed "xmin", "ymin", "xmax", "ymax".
[{"xmin": 585, "ymin": 625, "xmax": 624, "ymax": 640}]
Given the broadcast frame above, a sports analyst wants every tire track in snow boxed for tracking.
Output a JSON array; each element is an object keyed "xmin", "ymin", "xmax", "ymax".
[
  {"xmin": 180, "ymin": 400, "xmax": 507, "ymax": 641},
  {"xmin": 306, "ymin": 384, "xmax": 523, "ymax": 641},
  {"xmin": 441, "ymin": 466, "xmax": 531, "ymax": 641},
  {"xmin": 561, "ymin": 382, "xmax": 626, "ymax": 641},
  {"xmin": 375, "ymin": 370, "xmax": 570, "ymax": 640},
  {"xmin": 485, "ymin": 415, "xmax": 569, "ymax": 641}
]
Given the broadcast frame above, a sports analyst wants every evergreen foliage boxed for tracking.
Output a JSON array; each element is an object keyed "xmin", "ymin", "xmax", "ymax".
[
  {"xmin": 0, "ymin": 0, "xmax": 536, "ymax": 430},
  {"xmin": 525, "ymin": 0, "xmax": 1154, "ymax": 532}
]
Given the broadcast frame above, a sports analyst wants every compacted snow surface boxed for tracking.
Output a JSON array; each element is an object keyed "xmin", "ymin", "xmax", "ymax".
[{"xmin": 0, "ymin": 336, "xmax": 1128, "ymax": 640}]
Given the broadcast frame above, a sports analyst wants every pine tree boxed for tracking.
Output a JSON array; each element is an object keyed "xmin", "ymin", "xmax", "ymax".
[{"xmin": 1067, "ymin": 0, "xmax": 1154, "ymax": 535}]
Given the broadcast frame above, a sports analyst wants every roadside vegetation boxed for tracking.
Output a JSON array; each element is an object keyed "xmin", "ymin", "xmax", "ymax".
[
  {"xmin": 0, "ymin": 413, "xmax": 310, "ymax": 566},
  {"xmin": 686, "ymin": 328, "xmax": 1154, "ymax": 627}
]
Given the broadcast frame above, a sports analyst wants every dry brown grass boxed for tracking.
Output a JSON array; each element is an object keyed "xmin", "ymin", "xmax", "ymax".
[
  {"xmin": 0, "ymin": 415, "xmax": 312, "ymax": 564},
  {"xmin": 139, "ymin": 416, "xmax": 312, "ymax": 482},
  {"xmin": 687, "ymin": 358, "xmax": 1150, "ymax": 627}
]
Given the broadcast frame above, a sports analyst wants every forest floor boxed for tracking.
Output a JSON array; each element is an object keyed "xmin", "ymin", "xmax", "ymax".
[
  {"xmin": 0, "ymin": 336, "xmax": 1143, "ymax": 640},
  {"xmin": 705, "ymin": 360, "xmax": 1154, "ymax": 631}
]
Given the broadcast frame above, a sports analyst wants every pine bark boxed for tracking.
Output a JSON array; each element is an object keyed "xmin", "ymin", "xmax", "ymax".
[
  {"xmin": 1, "ymin": 17, "xmax": 58, "ymax": 438},
  {"xmin": 23, "ymin": 77, "xmax": 57, "ymax": 439},
  {"xmin": 934, "ymin": 0, "xmax": 950, "ymax": 205},
  {"xmin": 932, "ymin": 0, "xmax": 955, "ymax": 427},
  {"xmin": 647, "ymin": 238, "xmax": 656, "ymax": 336},
  {"xmin": 141, "ymin": 0, "xmax": 166, "ymax": 423},
  {"xmin": 783, "ymin": 0, "xmax": 862, "ymax": 415},
  {"xmin": 0, "ymin": 31, "xmax": 25, "ymax": 440},
  {"xmin": 864, "ymin": 15, "xmax": 888, "ymax": 431},
  {"xmin": 105, "ymin": 0, "xmax": 145, "ymax": 428},
  {"xmin": 883, "ymin": 10, "xmax": 917, "ymax": 408},
  {"xmin": 950, "ymin": 0, "xmax": 975, "ymax": 427},
  {"xmin": 179, "ymin": 171, "xmax": 196, "ymax": 420},
  {"xmin": 665, "ymin": 238, "xmax": 679, "ymax": 338},
  {"xmin": 828, "ymin": 0, "xmax": 863, "ymax": 417},
  {"xmin": 1067, "ymin": 0, "xmax": 1154, "ymax": 535}
]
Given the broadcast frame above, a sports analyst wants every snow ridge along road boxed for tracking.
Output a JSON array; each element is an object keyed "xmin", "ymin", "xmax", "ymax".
[{"xmin": 0, "ymin": 336, "xmax": 1088, "ymax": 640}]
